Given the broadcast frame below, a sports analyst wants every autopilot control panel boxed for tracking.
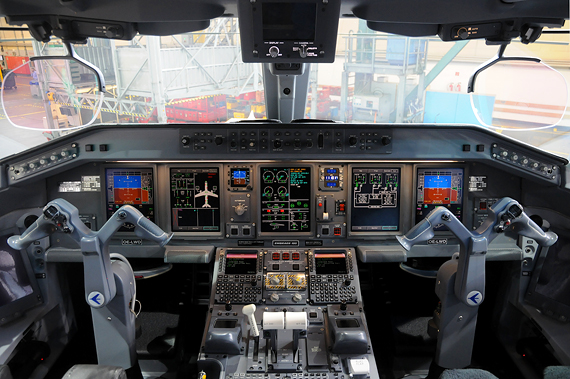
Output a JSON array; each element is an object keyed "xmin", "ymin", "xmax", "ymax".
[{"xmin": 200, "ymin": 248, "xmax": 377, "ymax": 378}]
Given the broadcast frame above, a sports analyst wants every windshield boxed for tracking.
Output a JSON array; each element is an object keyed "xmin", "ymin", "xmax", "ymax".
[{"xmin": 0, "ymin": 18, "xmax": 568, "ymax": 159}]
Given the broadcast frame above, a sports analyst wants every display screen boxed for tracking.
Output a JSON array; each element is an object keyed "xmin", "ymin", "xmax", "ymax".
[
  {"xmin": 262, "ymin": 3, "xmax": 317, "ymax": 41},
  {"xmin": 106, "ymin": 168, "xmax": 155, "ymax": 230},
  {"xmin": 416, "ymin": 168, "xmax": 464, "ymax": 231},
  {"xmin": 261, "ymin": 167, "xmax": 311, "ymax": 233},
  {"xmin": 225, "ymin": 253, "xmax": 258, "ymax": 275},
  {"xmin": 0, "ymin": 236, "xmax": 34, "ymax": 308},
  {"xmin": 230, "ymin": 168, "xmax": 250, "ymax": 188},
  {"xmin": 315, "ymin": 253, "xmax": 347, "ymax": 275},
  {"xmin": 351, "ymin": 168, "xmax": 400, "ymax": 232},
  {"xmin": 171, "ymin": 168, "xmax": 220, "ymax": 232}
]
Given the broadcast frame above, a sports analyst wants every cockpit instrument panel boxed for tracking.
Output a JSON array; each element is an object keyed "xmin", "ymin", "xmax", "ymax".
[
  {"xmin": 350, "ymin": 167, "xmax": 400, "ymax": 232},
  {"xmin": 229, "ymin": 167, "xmax": 251, "ymax": 190},
  {"xmin": 170, "ymin": 168, "xmax": 221, "ymax": 232},
  {"xmin": 105, "ymin": 168, "xmax": 155, "ymax": 230},
  {"xmin": 416, "ymin": 167, "xmax": 464, "ymax": 230},
  {"xmin": 260, "ymin": 166, "xmax": 311, "ymax": 233}
]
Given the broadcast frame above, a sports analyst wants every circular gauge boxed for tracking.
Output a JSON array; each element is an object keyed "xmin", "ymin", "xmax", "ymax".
[
  {"xmin": 277, "ymin": 186, "xmax": 288, "ymax": 197},
  {"xmin": 276, "ymin": 171, "xmax": 288, "ymax": 182},
  {"xmin": 263, "ymin": 171, "xmax": 275, "ymax": 182},
  {"xmin": 263, "ymin": 186, "xmax": 274, "ymax": 197}
]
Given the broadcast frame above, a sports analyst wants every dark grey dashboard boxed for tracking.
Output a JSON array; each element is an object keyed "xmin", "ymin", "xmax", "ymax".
[{"xmin": 0, "ymin": 123, "xmax": 567, "ymax": 264}]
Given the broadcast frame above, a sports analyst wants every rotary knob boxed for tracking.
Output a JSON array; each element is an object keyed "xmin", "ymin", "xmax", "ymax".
[
  {"xmin": 292, "ymin": 293, "xmax": 303, "ymax": 303},
  {"xmin": 234, "ymin": 203, "xmax": 246, "ymax": 216},
  {"xmin": 293, "ymin": 276, "xmax": 303, "ymax": 285},
  {"xmin": 269, "ymin": 46, "xmax": 279, "ymax": 58},
  {"xmin": 181, "ymin": 137, "xmax": 191, "ymax": 146},
  {"xmin": 270, "ymin": 293, "xmax": 280, "ymax": 302},
  {"xmin": 270, "ymin": 276, "xmax": 280, "ymax": 285},
  {"xmin": 349, "ymin": 136, "xmax": 357, "ymax": 146}
]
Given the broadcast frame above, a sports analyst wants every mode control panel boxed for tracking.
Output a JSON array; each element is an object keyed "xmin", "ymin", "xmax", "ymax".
[{"xmin": 179, "ymin": 128, "xmax": 393, "ymax": 155}]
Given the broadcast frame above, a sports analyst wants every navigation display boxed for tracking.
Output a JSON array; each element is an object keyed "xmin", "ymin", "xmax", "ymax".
[
  {"xmin": 315, "ymin": 252, "xmax": 347, "ymax": 275},
  {"xmin": 106, "ymin": 168, "xmax": 155, "ymax": 229},
  {"xmin": 171, "ymin": 168, "xmax": 221, "ymax": 232},
  {"xmin": 351, "ymin": 168, "xmax": 400, "ymax": 232},
  {"xmin": 416, "ymin": 168, "xmax": 463, "ymax": 230},
  {"xmin": 260, "ymin": 167, "xmax": 311, "ymax": 233},
  {"xmin": 225, "ymin": 252, "xmax": 258, "ymax": 275}
]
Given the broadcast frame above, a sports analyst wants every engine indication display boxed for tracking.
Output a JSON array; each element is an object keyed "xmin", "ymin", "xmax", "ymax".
[
  {"xmin": 261, "ymin": 167, "xmax": 311, "ymax": 233},
  {"xmin": 416, "ymin": 168, "xmax": 464, "ymax": 230},
  {"xmin": 351, "ymin": 168, "xmax": 400, "ymax": 232},
  {"xmin": 106, "ymin": 168, "xmax": 155, "ymax": 230},
  {"xmin": 171, "ymin": 168, "xmax": 221, "ymax": 232}
]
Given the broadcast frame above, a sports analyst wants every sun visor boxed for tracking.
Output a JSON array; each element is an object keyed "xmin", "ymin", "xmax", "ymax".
[{"xmin": 366, "ymin": 22, "xmax": 439, "ymax": 37}]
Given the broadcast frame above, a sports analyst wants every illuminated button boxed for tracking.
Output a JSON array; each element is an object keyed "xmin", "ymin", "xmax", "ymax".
[
  {"xmin": 272, "ymin": 252, "xmax": 280, "ymax": 260},
  {"xmin": 292, "ymin": 252, "xmax": 300, "ymax": 260},
  {"xmin": 282, "ymin": 252, "xmax": 290, "ymax": 260}
]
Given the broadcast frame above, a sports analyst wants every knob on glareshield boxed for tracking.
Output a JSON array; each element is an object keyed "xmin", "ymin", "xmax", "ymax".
[
  {"xmin": 269, "ymin": 46, "xmax": 279, "ymax": 58},
  {"xmin": 181, "ymin": 137, "xmax": 191, "ymax": 146},
  {"xmin": 381, "ymin": 136, "xmax": 392, "ymax": 146},
  {"xmin": 349, "ymin": 136, "xmax": 357, "ymax": 146},
  {"xmin": 214, "ymin": 136, "xmax": 223, "ymax": 145},
  {"xmin": 273, "ymin": 140, "xmax": 282, "ymax": 149}
]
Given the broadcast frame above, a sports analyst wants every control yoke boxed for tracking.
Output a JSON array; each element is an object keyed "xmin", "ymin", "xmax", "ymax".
[
  {"xmin": 397, "ymin": 197, "xmax": 556, "ymax": 305},
  {"xmin": 396, "ymin": 197, "xmax": 557, "ymax": 370},
  {"xmin": 8, "ymin": 198, "xmax": 172, "ymax": 307}
]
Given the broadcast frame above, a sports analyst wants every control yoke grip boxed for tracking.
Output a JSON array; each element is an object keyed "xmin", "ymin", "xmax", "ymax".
[
  {"xmin": 7, "ymin": 216, "xmax": 56, "ymax": 250},
  {"xmin": 510, "ymin": 212, "xmax": 558, "ymax": 247},
  {"xmin": 396, "ymin": 218, "xmax": 434, "ymax": 251},
  {"xmin": 104, "ymin": 205, "xmax": 172, "ymax": 247}
]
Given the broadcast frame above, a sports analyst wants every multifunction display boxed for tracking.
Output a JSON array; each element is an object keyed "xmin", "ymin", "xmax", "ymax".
[
  {"xmin": 225, "ymin": 252, "xmax": 258, "ymax": 275},
  {"xmin": 416, "ymin": 168, "xmax": 463, "ymax": 229},
  {"xmin": 262, "ymin": 3, "xmax": 317, "ymax": 41},
  {"xmin": 315, "ymin": 252, "xmax": 347, "ymax": 275},
  {"xmin": 260, "ymin": 167, "xmax": 311, "ymax": 233},
  {"xmin": 351, "ymin": 168, "xmax": 400, "ymax": 232},
  {"xmin": 105, "ymin": 168, "xmax": 155, "ymax": 228},
  {"xmin": 171, "ymin": 168, "xmax": 220, "ymax": 232}
]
